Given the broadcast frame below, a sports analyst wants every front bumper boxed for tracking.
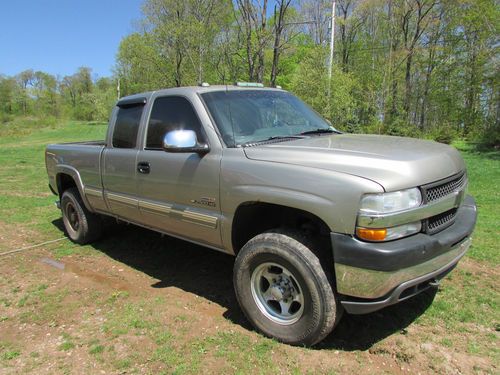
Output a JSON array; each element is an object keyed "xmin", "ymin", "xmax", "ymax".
[{"xmin": 331, "ymin": 195, "xmax": 477, "ymax": 314}]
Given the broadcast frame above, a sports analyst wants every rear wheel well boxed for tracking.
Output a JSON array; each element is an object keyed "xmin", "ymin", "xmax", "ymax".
[
  {"xmin": 56, "ymin": 173, "xmax": 77, "ymax": 197},
  {"xmin": 232, "ymin": 202, "xmax": 332, "ymax": 258}
]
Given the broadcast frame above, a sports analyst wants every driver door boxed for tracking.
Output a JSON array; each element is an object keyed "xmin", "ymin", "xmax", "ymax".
[{"xmin": 135, "ymin": 95, "xmax": 222, "ymax": 247}]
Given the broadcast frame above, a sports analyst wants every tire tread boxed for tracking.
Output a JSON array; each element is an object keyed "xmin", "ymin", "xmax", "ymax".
[
  {"xmin": 234, "ymin": 229, "xmax": 342, "ymax": 346},
  {"xmin": 61, "ymin": 187, "xmax": 102, "ymax": 244}
]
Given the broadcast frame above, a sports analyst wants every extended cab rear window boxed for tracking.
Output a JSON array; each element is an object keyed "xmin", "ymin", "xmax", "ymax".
[{"xmin": 112, "ymin": 105, "xmax": 144, "ymax": 148}]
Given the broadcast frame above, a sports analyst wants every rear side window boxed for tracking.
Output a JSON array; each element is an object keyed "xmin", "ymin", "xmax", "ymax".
[
  {"xmin": 112, "ymin": 105, "xmax": 144, "ymax": 148},
  {"xmin": 146, "ymin": 96, "xmax": 204, "ymax": 149}
]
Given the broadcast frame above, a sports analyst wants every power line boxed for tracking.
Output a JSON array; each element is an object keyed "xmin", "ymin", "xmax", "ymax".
[{"xmin": 0, "ymin": 237, "xmax": 67, "ymax": 257}]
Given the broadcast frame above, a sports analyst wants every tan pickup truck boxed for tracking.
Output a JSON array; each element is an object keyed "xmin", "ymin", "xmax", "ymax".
[{"xmin": 46, "ymin": 84, "xmax": 477, "ymax": 345}]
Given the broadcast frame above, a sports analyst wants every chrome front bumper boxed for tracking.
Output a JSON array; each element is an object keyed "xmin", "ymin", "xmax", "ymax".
[
  {"xmin": 336, "ymin": 236, "xmax": 470, "ymax": 299},
  {"xmin": 331, "ymin": 195, "xmax": 477, "ymax": 314}
]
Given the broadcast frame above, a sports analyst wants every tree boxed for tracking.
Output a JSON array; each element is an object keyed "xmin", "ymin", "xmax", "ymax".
[
  {"xmin": 2, "ymin": 0, "xmax": 498, "ymax": 147},
  {"xmin": 33, "ymin": 71, "xmax": 58, "ymax": 116},
  {"xmin": 299, "ymin": 0, "xmax": 331, "ymax": 45},
  {"xmin": 116, "ymin": 32, "xmax": 171, "ymax": 94},
  {"xmin": 291, "ymin": 46, "xmax": 360, "ymax": 130},
  {"xmin": 138, "ymin": 0, "xmax": 232, "ymax": 87},
  {"xmin": 337, "ymin": 0, "xmax": 366, "ymax": 72},
  {"xmin": 235, "ymin": 0, "xmax": 270, "ymax": 82},
  {"xmin": 270, "ymin": 0, "xmax": 293, "ymax": 86},
  {"xmin": 17, "ymin": 69, "xmax": 35, "ymax": 115},
  {"xmin": 0, "ymin": 76, "xmax": 18, "ymax": 116},
  {"xmin": 399, "ymin": 0, "xmax": 438, "ymax": 118}
]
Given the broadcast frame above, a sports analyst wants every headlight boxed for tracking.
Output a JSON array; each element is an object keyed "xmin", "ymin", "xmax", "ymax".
[
  {"xmin": 359, "ymin": 188, "xmax": 422, "ymax": 214},
  {"xmin": 357, "ymin": 188, "xmax": 422, "ymax": 242}
]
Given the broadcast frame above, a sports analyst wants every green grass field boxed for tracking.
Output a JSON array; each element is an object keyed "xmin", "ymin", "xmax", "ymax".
[
  {"xmin": 0, "ymin": 122, "xmax": 108, "ymax": 243},
  {"xmin": 0, "ymin": 121, "xmax": 498, "ymax": 374}
]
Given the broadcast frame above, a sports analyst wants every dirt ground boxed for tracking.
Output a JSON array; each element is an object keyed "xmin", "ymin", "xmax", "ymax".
[{"xmin": 0, "ymin": 221, "xmax": 497, "ymax": 374}]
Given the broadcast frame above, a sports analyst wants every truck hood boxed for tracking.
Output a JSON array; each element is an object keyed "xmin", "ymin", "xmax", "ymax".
[{"xmin": 243, "ymin": 134, "xmax": 465, "ymax": 191}]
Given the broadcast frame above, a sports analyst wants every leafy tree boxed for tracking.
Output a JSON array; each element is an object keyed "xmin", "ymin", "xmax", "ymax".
[
  {"xmin": 291, "ymin": 47, "xmax": 360, "ymax": 131},
  {"xmin": 1, "ymin": 0, "xmax": 498, "ymax": 147},
  {"xmin": 33, "ymin": 71, "xmax": 58, "ymax": 116},
  {"xmin": 17, "ymin": 69, "xmax": 35, "ymax": 115},
  {"xmin": 0, "ymin": 76, "xmax": 18, "ymax": 118}
]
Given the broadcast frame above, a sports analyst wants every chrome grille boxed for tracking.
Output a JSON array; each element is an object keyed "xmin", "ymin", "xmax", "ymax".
[
  {"xmin": 424, "ymin": 173, "xmax": 467, "ymax": 202},
  {"xmin": 422, "ymin": 172, "xmax": 466, "ymax": 234},
  {"xmin": 427, "ymin": 209, "xmax": 457, "ymax": 233}
]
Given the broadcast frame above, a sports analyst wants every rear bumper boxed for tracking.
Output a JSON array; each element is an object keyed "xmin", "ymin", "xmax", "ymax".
[{"xmin": 331, "ymin": 195, "xmax": 477, "ymax": 314}]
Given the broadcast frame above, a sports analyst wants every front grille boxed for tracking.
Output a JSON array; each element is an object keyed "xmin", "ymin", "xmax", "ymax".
[
  {"xmin": 423, "ymin": 173, "xmax": 467, "ymax": 202},
  {"xmin": 427, "ymin": 209, "xmax": 457, "ymax": 233},
  {"xmin": 422, "ymin": 172, "xmax": 466, "ymax": 234}
]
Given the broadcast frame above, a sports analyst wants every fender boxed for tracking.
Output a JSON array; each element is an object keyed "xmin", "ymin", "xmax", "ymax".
[
  {"xmin": 231, "ymin": 185, "xmax": 335, "ymax": 220},
  {"xmin": 220, "ymin": 185, "xmax": 338, "ymax": 253},
  {"xmin": 55, "ymin": 164, "xmax": 94, "ymax": 212}
]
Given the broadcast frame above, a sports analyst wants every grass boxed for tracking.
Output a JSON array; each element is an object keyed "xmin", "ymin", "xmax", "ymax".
[
  {"xmin": 0, "ymin": 121, "xmax": 498, "ymax": 373},
  {"xmin": 0, "ymin": 342, "xmax": 21, "ymax": 361},
  {"xmin": 59, "ymin": 341, "xmax": 75, "ymax": 352},
  {"xmin": 455, "ymin": 142, "xmax": 499, "ymax": 264},
  {"xmin": 89, "ymin": 344, "xmax": 105, "ymax": 355},
  {"xmin": 193, "ymin": 331, "xmax": 280, "ymax": 373},
  {"xmin": 0, "ymin": 120, "xmax": 107, "ymax": 248},
  {"xmin": 102, "ymin": 301, "xmax": 155, "ymax": 336}
]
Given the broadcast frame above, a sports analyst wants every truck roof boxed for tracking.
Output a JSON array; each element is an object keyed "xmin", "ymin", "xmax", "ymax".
[{"xmin": 116, "ymin": 85, "xmax": 286, "ymax": 106}]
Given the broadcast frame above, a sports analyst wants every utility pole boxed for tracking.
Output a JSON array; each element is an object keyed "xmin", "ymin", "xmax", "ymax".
[
  {"xmin": 327, "ymin": 0, "xmax": 336, "ymax": 119},
  {"xmin": 328, "ymin": 0, "xmax": 336, "ymax": 81}
]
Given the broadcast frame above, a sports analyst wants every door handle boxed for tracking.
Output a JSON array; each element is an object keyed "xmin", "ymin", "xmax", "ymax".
[{"xmin": 137, "ymin": 161, "xmax": 150, "ymax": 174}]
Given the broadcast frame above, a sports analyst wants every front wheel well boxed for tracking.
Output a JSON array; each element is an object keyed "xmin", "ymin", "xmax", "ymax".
[{"xmin": 232, "ymin": 202, "xmax": 332, "ymax": 255}]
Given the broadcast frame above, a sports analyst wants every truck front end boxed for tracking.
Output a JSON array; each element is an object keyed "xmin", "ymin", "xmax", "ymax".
[{"xmin": 332, "ymin": 171, "xmax": 477, "ymax": 314}]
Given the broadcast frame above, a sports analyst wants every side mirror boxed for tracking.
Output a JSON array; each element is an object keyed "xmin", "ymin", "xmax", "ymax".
[{"xmin": 162, "ymin": 130, "xmax": 209, "ymax": 154}]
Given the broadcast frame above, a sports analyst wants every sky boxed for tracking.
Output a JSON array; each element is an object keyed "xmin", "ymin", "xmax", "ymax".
[{"xmin": 0, "ymin": 0, "xmax": 143, "ymax": 79}]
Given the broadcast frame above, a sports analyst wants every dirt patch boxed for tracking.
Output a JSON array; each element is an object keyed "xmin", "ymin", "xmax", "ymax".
[
  {"xmin": 0, "ymin": 221, "xmax": 41, "ymax": 252},
  {"xmin": 0, "ymin": 225, "xmax": 497, "ymax": 374},
  {"xmin": 0, "ymin": 190, "xmax": 51, "ymax": 199},
  {"xmin": 461, "ymin": 256, "xmax": 500, "ymax": 278}
]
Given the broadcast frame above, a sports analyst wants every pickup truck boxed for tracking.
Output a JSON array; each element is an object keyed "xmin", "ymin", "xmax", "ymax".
[{"xmin": 45, "ymin": 84, "xmax": 477, "ymax": 346}]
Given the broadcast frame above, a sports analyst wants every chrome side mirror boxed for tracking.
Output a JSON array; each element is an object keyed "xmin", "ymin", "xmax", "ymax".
[{"xmin": 162, "ymin": 130, "xmax": 209, "ymax": 154}]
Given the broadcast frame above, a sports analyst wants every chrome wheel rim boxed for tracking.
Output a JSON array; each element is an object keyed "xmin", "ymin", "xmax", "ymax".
[
  {"xmin": 65, "ymin": 202, "xmax": 80, "ymax": 231},
  {"xmin": 250, "ymin": 262, "xmax": 304, "ymax": 325}
]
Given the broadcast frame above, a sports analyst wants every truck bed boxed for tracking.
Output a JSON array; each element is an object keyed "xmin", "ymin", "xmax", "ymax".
[
  {"xmin": 45, "ymin": 141, "xmax": 106, "ymax": 200},
  {"xmin": 55, "ymin": 140, "xmax": 106, "ymax": 146}
]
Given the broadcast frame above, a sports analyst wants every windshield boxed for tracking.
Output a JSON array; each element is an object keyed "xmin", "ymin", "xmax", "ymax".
[{"xmin": 201, "ymin": 90, "xmax": 335, "ymax": 146}]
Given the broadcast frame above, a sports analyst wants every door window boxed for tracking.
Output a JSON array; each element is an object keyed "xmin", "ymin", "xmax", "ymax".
[{"xmin": 146, "ymin": 96, "xmax": 204, "ymax": 149}]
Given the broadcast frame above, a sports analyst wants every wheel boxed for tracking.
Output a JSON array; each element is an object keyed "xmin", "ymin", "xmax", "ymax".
[
  {"xmin": 233, "ymin": 230, "xmax": 342, "ymax": 346},
  {"xmin": 61, "ymin": 187, "xmax": 102, "ymax": 244}
]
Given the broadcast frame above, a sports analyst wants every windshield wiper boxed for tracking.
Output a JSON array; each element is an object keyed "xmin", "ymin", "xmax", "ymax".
[
  {"xmin": 241, "ymin": 135, "xmax": 304, "ymax": 147},
  {"xmin": 299, "ymin": 128, "xmax": 338, "ymax": 136},
  {"xmin": 267, "ymin": 135, "xmax": 304, "ymax": 141}
]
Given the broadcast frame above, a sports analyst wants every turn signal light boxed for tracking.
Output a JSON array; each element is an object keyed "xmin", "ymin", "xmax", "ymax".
[{"xmin": 356, "ymin": 227, "xmax": 387, "ymax": 241}]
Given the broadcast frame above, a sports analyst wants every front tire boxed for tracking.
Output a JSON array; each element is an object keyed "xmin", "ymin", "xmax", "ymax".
[
  {"xmin": 233, "ymin": 230, "xmax": 342, "ymax": 346},
  {"xmin": 61, "ymin": 187, "xmax": 102, "ymax": 244}
]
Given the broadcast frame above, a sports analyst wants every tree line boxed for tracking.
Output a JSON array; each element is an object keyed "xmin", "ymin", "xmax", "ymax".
[
  {"xmin": 0, "ymin": 67, "xmax": 117, "ymax": 123},
  {"xmin": 1, "ymin": 0, "xmax": 498, "ymax": 146}
]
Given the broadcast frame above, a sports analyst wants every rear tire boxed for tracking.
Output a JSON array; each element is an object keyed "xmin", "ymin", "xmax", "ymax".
[
  {"xmin": 233, "ymin": 230, "xmax": 342, "ymax": 346},
  {"xmin": 61, "ymin": 187, "xmax": 102, "ymax": 244}
]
